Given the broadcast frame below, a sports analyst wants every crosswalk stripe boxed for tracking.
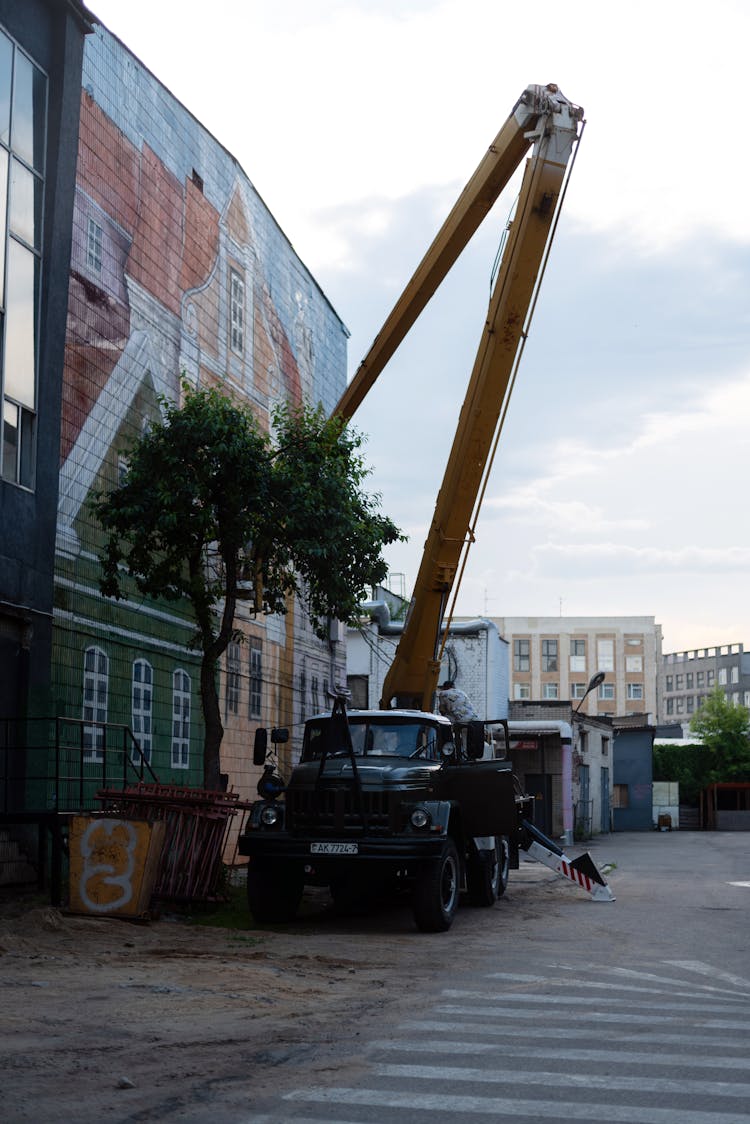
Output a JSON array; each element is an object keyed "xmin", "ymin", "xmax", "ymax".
[
  {"xmin": 368, "ymin": 1038, "xmax": 750, "ymax": 1070},
  {"xmin": 371, "ymin": 1062, "xmax": 750, "ymax": 1098},
  {"xmin": 488, "ymin": 972, "xmax": 748, "ymax": 1002},
  {"xmin": 284, "ymin": 1086, "xmax": 750, "ymax": 1123},
  {"xmin": 667, "ymin": 959, "xmax": 750, "ymax": 991},
  {"xmin": 442, "ymin": 987, "xmax": 745, "ymax": 1014},
  {"xmin": 433, "ymin": 1003, "xmax": 750, "ymax": 1029}
]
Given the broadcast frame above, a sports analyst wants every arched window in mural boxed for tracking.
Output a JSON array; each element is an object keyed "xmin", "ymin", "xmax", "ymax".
[
  {"xmin": 83, "ymin": 646, "xmax": 108, "ymax": 761},
  {"xmin": 131, "ymin": 658, "xmax": 153, "ymax": 765},
  {"xmin": 171, "ymin": 668, "xmax": 190, "ymax": 769}
]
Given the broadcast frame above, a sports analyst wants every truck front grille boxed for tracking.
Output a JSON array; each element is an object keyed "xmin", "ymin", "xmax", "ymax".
[{"xmin": 288, "ymin": 785, "xmax": 399, "ymax": 834}]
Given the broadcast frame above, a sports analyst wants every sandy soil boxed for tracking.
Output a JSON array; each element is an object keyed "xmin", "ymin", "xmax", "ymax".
[{"xmin": 0, "ymin": 864, "xmax": 566, "ymax": 1122}]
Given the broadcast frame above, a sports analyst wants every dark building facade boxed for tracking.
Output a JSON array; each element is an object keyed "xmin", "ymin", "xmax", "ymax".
[{"xmin": 0, "ymin": 1, "xmax": 92, "ymax": 730}]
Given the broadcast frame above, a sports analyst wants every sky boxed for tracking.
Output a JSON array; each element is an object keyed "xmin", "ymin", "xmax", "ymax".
[{"xmin": 89, "ymin": 0, "xmax": 750, "ymax": 654}]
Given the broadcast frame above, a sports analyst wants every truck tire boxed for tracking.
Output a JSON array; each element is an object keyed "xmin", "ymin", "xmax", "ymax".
[
  {"xmin": 496, "ymin": 835, "xmax": 510, "ymax": 897},
  {"xmin": 247, "ymin": 860, "xmax": 303, "ymax": 923},
  {"xmin": 413, "ymin": 839, "xmax": 460, "ymax": 932},
  {"xmin": 468, "ymin": 836, "xmax": 510, "ymax": 906}
]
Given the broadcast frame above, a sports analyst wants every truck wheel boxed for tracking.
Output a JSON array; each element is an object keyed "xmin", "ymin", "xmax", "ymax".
[
  {"xmin": 413, "ymin": 839, "xmax": 460, "ymax": 932},
  {"xmin": 247, "ymin": 861, "xmax": 303, "ymax": 923},
  {"xmin": 496, "ymin": 835, "xmax": 510, "ymax": 897}
]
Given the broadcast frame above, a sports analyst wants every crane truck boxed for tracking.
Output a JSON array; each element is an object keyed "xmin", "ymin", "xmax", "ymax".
[{"xmin": 239, "ymin": 84, "xmax": 613, "ymax": 930}]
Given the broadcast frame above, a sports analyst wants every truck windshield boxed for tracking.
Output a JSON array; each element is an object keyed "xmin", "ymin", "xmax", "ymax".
[{"xmin": 303, "ymin": 720, "xmax": 440, "ymax": 761}]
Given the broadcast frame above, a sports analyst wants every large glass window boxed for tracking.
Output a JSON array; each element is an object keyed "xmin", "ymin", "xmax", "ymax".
[
  {"xmin": 249, "ymin": 643, "xmax": 262, "ymax": 719},
  {"xmin": 541, "ymin": 639, "xmax": 558, "ymax": 672},
  {"xmin": 597, "ymin": 639, "xmax": 614, "ymax": 671},
  {"xmin": 0, "ymin": 31, "xmax": 46, "ymax": 488},
  {"xmin": 513, "ymin": 638, "xmax": 530, "ymax": 672},
  {"xmin": 83, "ymin": 646, "xmax": 108, "ymax": 762},
  {"xmin": 229, "ymin": 269, "xmax": 245, "ymax": 355},
  {"xmin": 171, "ymin": 669, "xmax": 191, "ymax": 769},
  {"xmin": 569, "ymin": 638, "xmax": 585, "ymax": 672},
  {"xmin": 226, "ymin": 641, "xmax": 241, "ymax": 716},
  {"xmin": 131, "ymin": 659, "xmax": 153, "ymax": 765}
]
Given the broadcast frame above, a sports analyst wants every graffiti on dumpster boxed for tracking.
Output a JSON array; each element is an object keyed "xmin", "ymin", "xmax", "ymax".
[{"xmin": 77, "ymin": 818, "xmax": 137, "ymax": 913}]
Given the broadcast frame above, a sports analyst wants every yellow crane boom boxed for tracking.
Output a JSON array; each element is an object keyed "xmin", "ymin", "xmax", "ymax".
[{"xmin": 335, "ymin": 84, "xmax": 584, "ymax": 711}]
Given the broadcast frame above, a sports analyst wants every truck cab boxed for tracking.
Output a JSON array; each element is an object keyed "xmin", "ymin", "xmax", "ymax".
[{"xmin": 239, "ymin": 704, "xmax": 532, "ymax": 931}]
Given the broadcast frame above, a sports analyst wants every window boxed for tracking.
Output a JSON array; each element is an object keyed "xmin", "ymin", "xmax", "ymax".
[
  {"xmin": 171, "ymin": 669, "xmax": 190, "ymax": 769},
  {"xmin": 666, "ymin": 698, "xmax": 674, "ymax": 715},
  {"xmin": 731, "ymin": 665, "xmax": 739, "ymax": 684},
  {"xmin": 686, "ymin": 672, "xmax": 693, "ymax": 688},
  {"xmin": 226, "ymin": 641, "xmax": 241, "ymax": 715},
  {"xmin": 570, "ymin": 638, "xmax": 586, "ymax": 673},
  {"xmin": 86, "ymin": 216, "xmax": 103, "ymax": 273},
  {"xmin": 598, "ymin": 682, "xmax": 614, "ymax": 700},
  {"xmin": 744, "ymin": 691, "xmax": 750, "ymax": 709},
  {"xmin": 311, "ymin": 675, "xmax": 320, "ymax": 713},
  {"xmin": 229, "ymin": 269, "xmax": 245, "ymax": 355},
  {"xmin": 665, "ymin": 675, "xmax": 673, "ymax": 692},
  {"xmin": 542, "ymin": 682, "xmax": 559, "ymax": 700},
  {"xmin": 83, "ymin": 646, "xmax": 108, "ymax": 761},
  {"xmin": 571, "ymin": 682, "xmax": 586, "ymax": 699},
  {"xmin": 601, "ymin": 736, "xmax": 609, "ymax": 757},
  {"xmin": 131, "ymin": 659, "xmax": 153, "ymax": 765},
  {"xmin": 597, "ymin": 639, "xmax": 614, "ymax": 671},
  {"xmin": 686, "ymin": 696, "xmax": 694, "ymax": 714},
  {"xmin": 513, "ymin": 638, "xmax": 530, "ymax": 672},
  {"xmin": 718, "ymin": 668, "xmax": 728, "ymax": 686},
  {"xmin": 249, "ymin": 643, "xmax": 262, "ymax": 719},
  {"xmin": 0, "ymin": 33, "xmax": 46, "ymax": 489},
  {"xmin": 732, "ymin": 692, "xmax": 740, "ymax": 706},
  {"xmin": 707, "ymin": 670, "xmax": 715, "ymax": 687},
  {"xmin": 675, "ymin": 674, "xmax": 683, "ymax": 690},
  {"xmin": 613, "ymin": 783, "xmax": 629, "ymax": 808},
  {"xmin": 676, "ymin": 698, "xmax": 684, "ymax": 713},
  {"xmin": 627, "ymin": 683, "xmax": 643, "ymax": 700},
  {"xmin": 697, "ymin": 671, "xmax": 705, "ymax": 687},
  {"xmin": 626, "ymin": 656, "xmax": 643, "ymax": 672},
  {"xmin": 514, "ymin": 682, "xmax": 530, "ymax": 699},
  {"xmin": 542, "ymin": 639, "xmax": 558, "ymax": 673}
]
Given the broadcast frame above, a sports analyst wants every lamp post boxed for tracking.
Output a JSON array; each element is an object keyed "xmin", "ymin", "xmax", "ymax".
[{"xmin": 574, "ymin": 670, "xmax": 606, "ymax": 715}]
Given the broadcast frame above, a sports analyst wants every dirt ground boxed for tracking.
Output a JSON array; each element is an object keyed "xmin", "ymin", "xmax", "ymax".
[{"xmin": 0, "ymin": 863, "xmax": 569, "ymax": 1122}]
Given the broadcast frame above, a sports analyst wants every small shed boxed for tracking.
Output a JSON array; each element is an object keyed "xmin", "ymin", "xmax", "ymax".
[{"xmin": 700, "ymin": 783, "xmax": 750, "ymax": 830}]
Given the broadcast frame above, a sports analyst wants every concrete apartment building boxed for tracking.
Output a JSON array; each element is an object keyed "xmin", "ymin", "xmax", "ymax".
[
  {"xmin": 491, "ymin": 616, "xmax": 662, "ymax": 721},
  {"xmin": 659, "ymin": 644, "xmax": 750, "ymax": 731}
]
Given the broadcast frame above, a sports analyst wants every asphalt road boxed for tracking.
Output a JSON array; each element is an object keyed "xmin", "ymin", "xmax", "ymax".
[{"xmin": 243, "ymin": 830, "xmax": 750, "ymax": 1124}]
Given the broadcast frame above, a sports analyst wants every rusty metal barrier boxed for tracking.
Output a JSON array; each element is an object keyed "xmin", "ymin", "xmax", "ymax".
[{"xmin": 97, "ymin": 783, "xmax": 252, "ymax": 903}]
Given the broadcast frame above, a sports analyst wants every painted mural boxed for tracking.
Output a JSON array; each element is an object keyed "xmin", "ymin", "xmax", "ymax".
[{"xmin": 53, "ymin": 25, "xmax": 348, "ymax": 818}]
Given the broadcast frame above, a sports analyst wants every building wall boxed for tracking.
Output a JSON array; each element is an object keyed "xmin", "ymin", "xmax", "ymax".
[
  {"xmin": 493, "ymin": 616, "xmax": 662, "ymax": 721},
  {"xmin": 612, "ymin": 725, "xmax": 654, "ymax": 830},
  {"xmin": 659, "ymin": 644, "xmax": 750, "ymax": 731},
  {"xmin": 52, "ymin": 23, "xmax": 348, "ymax": 805},
  {"xmin": 347, "ymin": 611, "xmax": 508, "ymax": 720},
  {"xmin": 0, "ymin": 1, "xmax": 90, "ymax": 732}
]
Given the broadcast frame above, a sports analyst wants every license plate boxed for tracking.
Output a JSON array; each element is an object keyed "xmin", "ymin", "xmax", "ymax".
[{"xmin": 310, "ymin": 842, "xmax": 359, "ymax": 855}]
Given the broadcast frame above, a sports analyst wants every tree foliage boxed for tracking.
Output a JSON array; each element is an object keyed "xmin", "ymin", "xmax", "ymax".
[
  {"xmin": 93, "ymin": 384, "xmax": 403, "ymax": 788},
  {"xmin": 688, "ymin": 686, "xmax": 750, "ymax": 784}
]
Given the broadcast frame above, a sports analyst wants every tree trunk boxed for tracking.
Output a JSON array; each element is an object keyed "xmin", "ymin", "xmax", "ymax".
[{"xmin": 200, "ymin": 652, "xmax": 224, "ymax": 790}]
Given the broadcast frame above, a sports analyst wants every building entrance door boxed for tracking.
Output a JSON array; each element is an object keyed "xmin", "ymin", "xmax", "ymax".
[
  {"xmin": 601, "ymin": 766, "xmax": 610, "ymax": 832},
  {"xmin": 525, "ymin": 773, "xmax": 552, "ymax": 836}
]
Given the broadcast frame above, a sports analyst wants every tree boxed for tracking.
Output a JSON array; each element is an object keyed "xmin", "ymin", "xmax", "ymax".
[
  {"xmin": 689, "ymin": 686, "xmax": 750, "ymax": 784},
  {"xmin": 94, "ymin": 384, "xmax": 402, "ymax": 789}
]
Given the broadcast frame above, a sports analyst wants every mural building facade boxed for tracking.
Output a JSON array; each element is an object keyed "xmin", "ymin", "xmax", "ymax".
[{"xmin": 53, "ymin": 23, "xmax": 348, "ymax": 807}]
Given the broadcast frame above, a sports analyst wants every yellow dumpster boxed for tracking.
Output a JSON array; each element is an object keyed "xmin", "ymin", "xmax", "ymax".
[{"xmin": 68, "ymin": 815, "xmax": 166, "ymax": 918}]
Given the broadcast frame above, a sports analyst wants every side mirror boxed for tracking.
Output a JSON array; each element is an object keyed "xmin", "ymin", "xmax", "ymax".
[
  {"xmin": 466, "ymin": 720, "xmax": 485, "ymax": 760},
  {"xmin": 271, "ymin": 727, "xmax": 289, "ymax": 744},
  {"xmin": 253, "ymin": 728, "xmax": 268, "ymax": 766}
]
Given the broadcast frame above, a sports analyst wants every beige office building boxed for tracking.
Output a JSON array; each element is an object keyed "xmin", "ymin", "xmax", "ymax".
[{"xmin": 491, "ymin": 616, "xmax": 662, "ymax": 720}]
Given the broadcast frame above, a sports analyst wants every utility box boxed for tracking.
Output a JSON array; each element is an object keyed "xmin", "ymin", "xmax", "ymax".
[{"xmin": 68, "ymin": 816, "xmax": 166, "ymax": 918}]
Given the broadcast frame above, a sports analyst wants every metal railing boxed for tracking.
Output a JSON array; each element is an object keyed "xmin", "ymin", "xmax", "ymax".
[{"xmin": 0, "ymin": 717, "xmax": 159, "ymax": 814}]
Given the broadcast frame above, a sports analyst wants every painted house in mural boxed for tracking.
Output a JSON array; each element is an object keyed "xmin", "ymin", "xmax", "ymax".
[{"xmin": 52, "ymin": 21, "xmax": 349, "ymax": 806}]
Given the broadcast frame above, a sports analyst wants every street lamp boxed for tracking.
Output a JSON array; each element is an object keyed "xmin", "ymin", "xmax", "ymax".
[{"xmin": 574, "ymin": 670, "xmax": 606, "ymax": 714}]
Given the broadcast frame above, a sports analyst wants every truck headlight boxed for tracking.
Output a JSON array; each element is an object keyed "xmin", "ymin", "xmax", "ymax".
[
  {"xmin": 260, "ymin": 804, "xmax": 280, "ymax": 826},
  {"xmin": 410, "ymin": 807, "xmax": 431, "ymax": 830}
]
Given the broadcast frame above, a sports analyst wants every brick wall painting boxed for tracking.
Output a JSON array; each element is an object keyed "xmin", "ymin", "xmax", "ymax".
[{"xmin": 53, "ymin": 24, "xmax": 347, "ymax": 824}]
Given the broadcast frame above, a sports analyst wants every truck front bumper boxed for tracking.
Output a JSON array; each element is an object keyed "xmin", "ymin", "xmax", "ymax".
[{"xmin": 238, "ymin": 830, "xmax": 448, "ymax": 865}]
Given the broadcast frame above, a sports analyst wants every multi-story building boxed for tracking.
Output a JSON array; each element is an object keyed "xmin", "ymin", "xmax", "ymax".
[
  {"xmin": 0, "ymin": 0, "xmax": 92, "ymax": 730},
  {"xmin": 50, "ymin": 18, "xmax": 349, "ymax": 803},
  {"xmin": 492, "ymin": 616, "xmax": 662, "ymax": 721},
  {"xmin": 659, "ymin": 644, "xmax": 750, "ymax": 731}
]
